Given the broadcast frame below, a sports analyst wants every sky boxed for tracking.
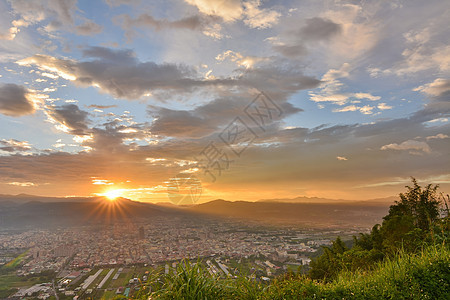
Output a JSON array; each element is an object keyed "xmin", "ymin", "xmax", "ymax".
[{"xmin": 0, "ymin": 0, "xmax": 449, "ymax": 203}]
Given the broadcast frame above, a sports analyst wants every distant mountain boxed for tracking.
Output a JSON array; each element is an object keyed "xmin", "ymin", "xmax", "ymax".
[
  {"xmin": 0, "ymin": 197, "xmax": 189, "ymax": 229},
  {"xmin": 0, "ymin": 194, "xmax": 395, "ymax": 229},
  {"xmin": 189, "ymin": 199, "xmax": 391, "ymax": 228},
  {"xmin": 257, "ymin": 196, "xmax": 397, "ymax": 205},
  {"xmin": 0, "ymin": 193, "xmax": 96, "ymax": 203}
]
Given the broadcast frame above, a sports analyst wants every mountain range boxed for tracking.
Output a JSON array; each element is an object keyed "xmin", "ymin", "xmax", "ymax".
[{"xmin": 0, "ymin": 194, "xmax": 393, "ymax": 229}]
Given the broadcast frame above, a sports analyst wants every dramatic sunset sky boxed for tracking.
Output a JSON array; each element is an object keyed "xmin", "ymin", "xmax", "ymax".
[{"xmin": 0, "ymin": 0, "xmax": 449, "ymax": 203}]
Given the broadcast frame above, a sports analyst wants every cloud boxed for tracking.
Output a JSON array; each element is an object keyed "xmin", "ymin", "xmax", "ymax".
[
  {"xmin": 394, "ymin": 31, "xmax": 450, "ymax": 75},
  {"xmin": 300, "ymin": 17, "xmax": 342, "ymax": 41},
  {"xmin": 47, "ymin": 104, "xmax": 90, "ymax": 135},
  {"xmin": 118, "ymin": 14, "xmax": 205, "ymax": 31},
  {"xmin": 322, "ymin": 3, "xmax": 379, "ymax": 62},
  {"xmin": 184, "ymin": 0, "xmax": 243, "ymax": 22},
  {"xmin": 8, "ymin": 0, "xmax": 77, "ymax": 31},
  {"xmin": 215, "ymin": 50, "xmax": 268, "ymax": 69},
  {"xmin": 114, "ymin": 13, "xmax": 217, "ymax": 40},
  {"xmin": 0, "ymin": 139, "xmax": 32, "ymax": 152},
  {"xmin": 148, "ymin": 107, "xmax": 211, "ymax": 138},
  {"xmin": 104, "ymin": 0, "xmax": 140, "ymax": 7},
  {"xmin": 368, "ymin": 3, "xmax": 450, "ymax": 78},
  {"xmin": 309, "ymin": 63, "xmax": 381, "ymax": 110},
  {"xmin": 0, "ymin": 83, "xmax": 36, "ymax": 116},
  {"xmin": 378, "ymin": 103, "xmax": 393, "ymax": 110},
  {"xmin": 75, "ymin": 20, "xmax": 103, "ymax": 36},
  {"xmin": 240, "ymin": 63, "xmax": 322, "ymax": 98},
  {"xmin": 148, "ymin": 92, "xmax": 303, "ymax": 138},
  {"xmin": 414, "ymin": 78, "xmax": 450, "ymax": 102},
  {"xmin": 17, "ymin": 47, "xmax": 240, "ymax": 100},
  {"xmin": 333, "ymin": 105, "xmax": 357, "ymax": 112},
  {"xmin": 0, "ymin": 25, "xmax": 20, "ymax": 40},
  {"xmin": 4, "ymin": 0, "xmax": 105, "ymax": 39},
  {"xmin": 426, "ymin": 133, "xmax": 449, "ymax": 140},
  {"xmin": 272, "ymin": 17, "xmax": 341, "ymax": 58},
  {"xmin": 381, "ymin": 140, "xmax": 431, "ymax": 154},
  {"xmin": 272, "ymin": 44, "xmax": 307, "ymax": 58},
  {"xmin": 184, "ymin": 0, "xmax": 280, "ymax": 29},
  {"xmin": 87, "ymin": 104, "xmax": 118, "ymax": 109},
  {"xmin": 336, "ymin": 156, "xmax": 347, "ymax": 161},
  {"xmin": 17, "ymin": 47, "xmax": 321, "ymax": 101},
  {"xmin": 243, "ymin": 0, "xmax": 281, "ymax": 29},
  {"xmin": 8, "ymin": 182, "xmax": 36, "ymax": 187},
  {"xmin": 43, "ymin": 103, "xmax": 153, "ymax": 154},
  {"xmin": 354, "ymin": 93, "xmax": 381, "ymax": 101},
  {"xmin": 91, "ymin": 178, "xmax": 114, "ymax": 185},
  {"xmin": 1, "ymin": 100, "xmax": 449, "ymax": 200},
  {"xmin": 332, "ymin": 104, "xmax": 374, "ymax": 115}
]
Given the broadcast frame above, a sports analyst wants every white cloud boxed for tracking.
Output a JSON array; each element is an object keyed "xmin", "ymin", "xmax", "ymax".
[
  {"xmin": 426, "ymin": 133, "xmax": 449, "ymax": 140},
  {"xmin": 0, "ymin": 25, "xmax": 20, "ymax": 40},
  {"xmin": 184, "ymin": 0, "xmax": 280, "ymax": 29},
  {"xmin": 243, "ymin": 0, "xmax": 281, "ymax": 29},
  {"xmin": 378, "ymin": 103, "xmax": 392, "ymax": 110},
  {"xmin": 8, "ymin": 181, "xmax": 36, "ymax": 187},
  {"xmin": 184, "ymin": 0, "xmax": 243, "ymax": 22},
  {"xmin": 386, "ymin": 18, "xmax": 450, "ymax": 76},
  {"xmin": 215, "ymin": 50, "xmax": 267, "ymax": 69},
  {"xmin": 333, "ymin": 104, "xmax": 374, "ymax": 115},
  {"xmin": 91, "ymin": 178, "xmax": 114, "ymax": 185},
  {"xmin": 0, "ymin": 139, "xmax": 32, "ymax": 152},
  {"xmin": 202, "ymin": 23, "xmax": 224, "ymax": 39},
  {"xmin": 381, "ymin": 140, "xmax": 431, "ymax": 154},
  {"xmin": 322, "ymin": 3, "xmax": 379, "ymax": 62},
  {"xmin": 354, "ymin": 93, "xmax": 380, "ymax": 101},
  {"xmin": 414, "ymin": 78, "xmax": 450, "ymax": 98},
  {"xmin": 336, "ymin": 156, "xmax": 348, "ymax": 161},
  {"xmin": 333, "ymin": 105, "xmax": 357, "ymax": 112},
  {"xmin": 359, "ymin": 105, "xmax": 374, "ymax": 115},
  {"xmin": 310, "ymin": 63, "xmax": 381, "ymax": 110}
]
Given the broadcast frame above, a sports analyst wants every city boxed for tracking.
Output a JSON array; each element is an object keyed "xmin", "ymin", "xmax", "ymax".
[{"xmin": 0, "ymin": 216, "xmax": 364, "ymax": 299}]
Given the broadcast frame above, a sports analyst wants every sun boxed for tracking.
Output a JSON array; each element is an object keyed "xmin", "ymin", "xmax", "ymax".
[{"xmin": 103, "ymin": 189, "xmax": 122, "ymax": 201}]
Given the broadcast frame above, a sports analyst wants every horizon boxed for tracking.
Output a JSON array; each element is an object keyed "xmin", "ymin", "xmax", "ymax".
[
  {"xmin": 0, "ymin": 192, "xmax": 398, "ymax": 205},
  {"xmin": 0, "ymin": 0, "xmax": 449, "ymax": 204}
]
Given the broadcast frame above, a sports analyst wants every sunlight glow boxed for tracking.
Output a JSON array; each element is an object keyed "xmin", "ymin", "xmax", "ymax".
[{"xmin": 103, "ymin": 189, "xmax": 122, "ymax": 200}]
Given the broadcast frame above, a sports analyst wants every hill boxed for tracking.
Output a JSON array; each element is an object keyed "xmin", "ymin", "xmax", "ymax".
[
  {"xmin": 188, "ymin": 199, "xmax": 389, "ymax": 228},
  {"xmin": 0, "ymin": 197, "xmax": 188, "ymax": 229},
  {"xmin": 147, "ymin": 244, "xmax": 449, "ymax": 299},
  {"xmin": 0, "ymin": 195, "xmax": 391, "ymax": 229},
  {"xmin": 257, "ymin": 195, "xmax": 397, "ymax": 204}
]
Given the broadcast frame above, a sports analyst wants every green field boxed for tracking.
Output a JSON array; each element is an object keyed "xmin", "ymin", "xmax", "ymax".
[
  {"xmin": 2, "ymin": 250, "xmax": 28, "ymax": 269},
  {"xmin": 0, "ymin": 272, "xmax": 43, "ymax": 299}
]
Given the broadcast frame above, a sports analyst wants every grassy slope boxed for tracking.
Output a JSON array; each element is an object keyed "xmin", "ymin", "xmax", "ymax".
[
  {"xmin": 146, "ymin": 245, "xmax": 449, "ymax": 299},
  {"xmin": 262, "ymin": 245, "xmax": 449, "ymax": 299}
]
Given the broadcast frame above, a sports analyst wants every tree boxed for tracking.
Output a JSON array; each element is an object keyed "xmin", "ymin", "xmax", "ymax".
[
  {"xmin": 308, "ymin": 178, "xmax": 446, "ymax": 280},
  {"xmin": 381, "ymin": 177, "xmax": 442, "ymax": 252},
  {"xmin": 308, "ymin": 237, "xmax": 348, "ymax": 280}
]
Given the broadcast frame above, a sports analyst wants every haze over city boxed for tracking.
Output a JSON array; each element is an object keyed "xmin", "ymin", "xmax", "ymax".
[{"xmin": 0, "ymin": 0, "xmax": 449, "ymax": 204}]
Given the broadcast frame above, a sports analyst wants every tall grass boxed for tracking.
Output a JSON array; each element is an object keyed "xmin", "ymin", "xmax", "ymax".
[
  {"xmin": 150, "ymin": 260, "xmax": 227, "ymax": 300},
  {"xmin": 140, "ymin": 244, "xmax": 449, "ymax": 299},
  {"xmin": 329, "ymin": 244, "xmax": 450, "ymax": 299}
]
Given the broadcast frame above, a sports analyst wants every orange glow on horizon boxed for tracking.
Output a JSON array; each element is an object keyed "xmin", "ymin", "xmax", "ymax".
[{"xmin": 103, "ymin": 189, "xmax": 123, "ymax": 201}]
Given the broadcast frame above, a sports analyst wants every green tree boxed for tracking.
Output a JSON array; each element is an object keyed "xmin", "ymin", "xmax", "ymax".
[
  {"xmin": 309, "ymin": 178, "xmax": 446, "ymax": 280},
  {"xmin": 308, "ymin": 237, "xmax": 348, "ymax": 280},
  {"xmin": 381, "ymin": 177, "xmax": 441, "ymax": 252}
]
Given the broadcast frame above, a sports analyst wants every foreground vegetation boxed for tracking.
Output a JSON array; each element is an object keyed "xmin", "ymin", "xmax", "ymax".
[
  {"xmin": 135, "ymin": 245, "xmax": 448, "ymax": 299},
  {"xmin": 130, "ymin": 178, "xmax": 449, "ymax": 299}
]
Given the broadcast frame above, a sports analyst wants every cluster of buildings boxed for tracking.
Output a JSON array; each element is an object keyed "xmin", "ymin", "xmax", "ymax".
[{"xmin": 0, "ymin": 217, "xmax": 363, "ymax": 278}]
